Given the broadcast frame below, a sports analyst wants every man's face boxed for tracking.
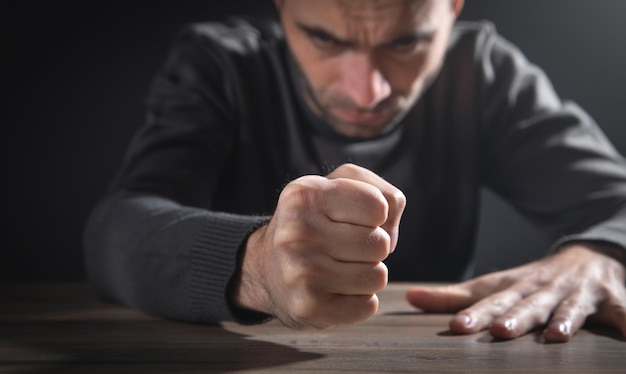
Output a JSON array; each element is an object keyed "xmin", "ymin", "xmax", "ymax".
[{"xmin": 278, "ymin": 0, "xmax": 462, "ymax": 138}]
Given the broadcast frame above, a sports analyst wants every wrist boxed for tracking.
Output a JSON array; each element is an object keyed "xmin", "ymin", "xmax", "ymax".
[
  {"xmin": 558, "ymin": 241, "xmax": 626, "ymax": 267},
  {"xmin": 230, "ymin": 224, "xmax": 273, "ymax": 315}
]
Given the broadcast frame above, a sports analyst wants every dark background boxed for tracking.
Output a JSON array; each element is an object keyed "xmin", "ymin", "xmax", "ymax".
[{"xmin": 3, "ymin": 1, "xmax": 625, "ymax": 281}]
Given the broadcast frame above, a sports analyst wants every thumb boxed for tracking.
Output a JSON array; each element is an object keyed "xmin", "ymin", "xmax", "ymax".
[{"xmin": 405, "ymin": 284, "xmax": 475, "ymax": 313}]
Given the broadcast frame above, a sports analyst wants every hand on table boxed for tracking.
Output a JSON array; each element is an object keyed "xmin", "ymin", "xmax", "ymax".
[
  {"xmin": 232, "ymin": 163, "xmax": 406, "ymax": 329},
  {"xmin": 406, "ymin": 243, "xmax": 626, "ymax": 342}
]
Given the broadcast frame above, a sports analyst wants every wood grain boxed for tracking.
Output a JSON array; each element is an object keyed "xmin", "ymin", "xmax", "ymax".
[{"xmin": 0, "ymin": 283, "xmax": 623, "ymax": 373}]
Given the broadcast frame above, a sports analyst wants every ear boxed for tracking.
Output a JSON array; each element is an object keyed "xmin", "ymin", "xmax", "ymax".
[{"xmin": 452, "ymin": 0, "xmax": 465, "ymax": 17}]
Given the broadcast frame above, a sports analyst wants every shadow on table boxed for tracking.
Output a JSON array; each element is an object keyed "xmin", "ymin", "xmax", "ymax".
[
  {"xmin": 0, "ymin": 283, "xmax": 324, "ymax": 373},
  {"xmin": 384, "ymin": 310, "xmax": 626, "ymax": 344},
  {"xmin": 584, "ymin": 326, "xmax": 626, "ymax": 342},
  {"xmin": 0, "ymin": 319, "xmax": 322, "ymax": 373},
  {"xmin": 439, "ymin": 326, "xmax": 626, "ymax": 344}
]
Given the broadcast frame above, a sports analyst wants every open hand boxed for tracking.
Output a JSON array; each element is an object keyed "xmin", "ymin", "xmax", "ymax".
[{"xmin": 406, "ymin": 243, "xmax": 626, "ymax": 342}]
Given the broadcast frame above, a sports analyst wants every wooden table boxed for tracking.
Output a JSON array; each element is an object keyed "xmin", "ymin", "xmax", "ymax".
[{"xmin": 1, "ymin": 283, "xmax": 623, "ymax": 373}]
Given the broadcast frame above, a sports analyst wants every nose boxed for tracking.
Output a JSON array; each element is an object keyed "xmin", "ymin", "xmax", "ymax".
[{"xmin": 338, "ymin": 52, "xmax": 391, "ymax": 110}]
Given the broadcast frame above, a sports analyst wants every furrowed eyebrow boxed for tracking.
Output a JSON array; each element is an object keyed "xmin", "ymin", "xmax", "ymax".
[
  {"xmin": 383, "ymin": 31, "xmax": 435, "ymax": 47},
  {"xmin": 295, "ymin": 21, "xmax": 434, "ymax": 49},
  {"xmin": 295, "ymin": 22, "xmax": 354, "ymax": 47}
]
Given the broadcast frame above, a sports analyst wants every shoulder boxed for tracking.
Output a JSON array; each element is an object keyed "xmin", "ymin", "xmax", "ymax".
[
  {"xmin": 447, "ymin": 20, "xmax": 500, "ymax": 59},
  {"xmin": 451, "ymin": 20, "xmax": 496, "ymax": 41},
  {"xmin": 444, "ymin": 20, "xmax": 537, "ymax": 87},
  {"xmin": 178, "ymin": 17, "xmax": 284, "ymax": 56},
  {"xmin": 156, "ymin": 16, "xmax": 287, "ymax": 96},
  {"xmin": 448, "ymin": 20, "xmax": 528, "ymax": 66}
]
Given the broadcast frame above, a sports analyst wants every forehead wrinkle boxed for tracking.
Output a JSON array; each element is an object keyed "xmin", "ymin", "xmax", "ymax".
[
  {"xmin": 337, "ymin": 0, "xmax": 427, "ymax": 11},
  {"xmin": 337, "ymin": 0, "xmax": 428, "ymax": 19},
  {"xmin": 334, "ymin": 0, "xmax": 431, "ymax": 47}
]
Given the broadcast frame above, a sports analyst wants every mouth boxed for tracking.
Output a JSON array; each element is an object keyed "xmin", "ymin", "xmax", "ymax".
[{"xmin": 331, "ymin": 107, "xmax": 392, "ymax": 126}]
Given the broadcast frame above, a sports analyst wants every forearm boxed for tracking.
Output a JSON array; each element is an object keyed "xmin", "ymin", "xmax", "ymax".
[{"xmin": 83, "ymin": 192, "xmax": 269, "ymax": 324}]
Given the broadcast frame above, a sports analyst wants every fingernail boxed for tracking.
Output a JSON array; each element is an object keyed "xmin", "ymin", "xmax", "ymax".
[
  {"xmin": 504, "ymin": 319, "xmax": 518, "ymax": 331},
  {"xmin": 459, "ymin": 314, "xmax": 473, "ymax": 327},
  {"xmin": 556, "ymin": 322, "xmax": 571, "ymax": 336}
]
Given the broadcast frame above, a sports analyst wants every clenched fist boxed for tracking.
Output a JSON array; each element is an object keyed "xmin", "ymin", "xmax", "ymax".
[{"xmin": 232, "ymin": 163, "xmax": 406, "ymax": 329}]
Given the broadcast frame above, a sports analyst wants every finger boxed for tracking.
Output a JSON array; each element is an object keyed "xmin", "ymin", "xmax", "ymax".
[
  {"xmin": 449, "ymin": 289, "xmax": 525, "ymax": 334},
  {"xmin": 287, "ymin": 175, "xmax": 389, "ymax": 228},
  {"xmin": 594, "ymin": 281, "xmax": 626, "ymax": 337},
  {"xmin": 275, "ymin": 224, "xmax": 388, "ymax": 295},
  {"xmin": 323, "ymin": 222, "xmax": 391, "ymax": 263},
  {"xmin": 545, "ymin": 286, "xmax": 626, "ymax": 341},
  {"xmin": 287, "ymin": 292, "xmax": 379, "ymax": 329},
  {"xmin": 324, "ymin": 178, "xmax": 390, "ymax": 227},
  {"xmin": 279, "ymin": 227, "xmax": 389, "ymax": 296},
  {"xmin": 542, "ymin": 291, "xmax": 596, "ymax": 342},
  {"xmin": 323, "ymin": 293, "xmax": 380, "ymax": 327},
  {"xmin": 327, "ymin": 163, "xmax": 406, "ymax": 250},
  {"xmin": 406, "ymin": 271, "xmax": 519, "ymax": 313},
  {"xmin": 405, "ymin": 284, "xmax": 475, "ymax": 312},
  {"xmin": 598, "ymin": 301, "xmax": 626, "ymax": 337},
  {"xmin": 278, "ymin": 210, "xmax": 391, "ymax": 263},
  {"xmin": 489, "ymin": 290, "xmax": 564, "ymax": 340},
  {"xmin": 322, "ymin": 261, "xmax": 389, "ymax": 296}
]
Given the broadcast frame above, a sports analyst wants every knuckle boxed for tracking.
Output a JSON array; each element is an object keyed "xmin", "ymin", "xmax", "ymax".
[
  {"xmin": 388, "ymin": 189, "xmax": 407, "ymax": 213},
  {"xmin": 368, "ymin": 195, "xmax": 389, "ymax": 226},
  {"xmin": 566, "ymin": 299, "xmax": 594, "ymax": 315},
  {"xmin": 280, "ymin": 179, "xmax": 319, "ymax": 212},
  {"xmin": 488, "ymin": 299, "xmax": 510, "ymax": 315},
  {"xmin": 366, "ymin": 227, "xmax": 391, "ymax": 259},
  {"xmin": 289, "ymin": 302, "xmax": 315, "ymax": 326},
  {"xmin": 336, "ymin": 162, "xmax": 360, "ymax": 174},
  {"xmin": 273, "ymin": 221, "xmax": 305, "ymax": 251},
  {"xmin": 361, "ymin": 294, "xmax": 381, "ymax": 320},
  {"xmin": 368, "ymin": 262, "xmax": 388, "ymax": 292}
]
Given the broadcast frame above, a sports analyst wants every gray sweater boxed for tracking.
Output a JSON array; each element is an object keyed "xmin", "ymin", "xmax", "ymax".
[{"xmin": 84, "ymin": 18, "xmax": 626, "ymax": 325}]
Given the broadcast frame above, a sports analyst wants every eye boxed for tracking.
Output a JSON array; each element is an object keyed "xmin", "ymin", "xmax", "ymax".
[
  {"xmin": 386, "ymin": 34, "xmax": 433, "ymax": 54},
  {"xmin": 390, "ymin": 39, "xmax": 419, "ymax": 52},
  {"xmin": 310, "ymin": 32, "xmax": 337, "ymax": 47}
]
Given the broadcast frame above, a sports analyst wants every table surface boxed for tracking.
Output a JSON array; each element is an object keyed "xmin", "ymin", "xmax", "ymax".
[{"xmin": 0, "ymin": 283, "xmax": 624, "ymax": 373}]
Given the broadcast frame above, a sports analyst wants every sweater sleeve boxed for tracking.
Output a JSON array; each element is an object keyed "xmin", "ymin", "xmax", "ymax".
[
  {"xmin": 83, "ymin": 23, "xmax": 272, "ymax": 324},
  {"xmin": 476, "ymin": 25, "xmax": 626, "ymax": 255},
  {"xmin": 84, "ymin": 193, "xmax": 270, "ymax": 323}
]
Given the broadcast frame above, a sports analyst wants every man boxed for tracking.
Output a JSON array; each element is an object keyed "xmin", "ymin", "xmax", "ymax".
[{"xmin": 84, "ymin": 0, "xmax": 626, "ymax": 342}]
